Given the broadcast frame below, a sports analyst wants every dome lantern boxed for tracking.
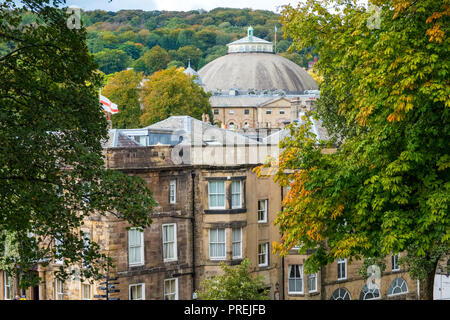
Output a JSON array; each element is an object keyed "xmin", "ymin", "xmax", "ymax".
[
  {"xmin": 248, "ymin": 26, "xmax": 254, "ymax": 41},
  {"xmin": 226, "ymin": 26, "xmax": 273, "ymax": 53}
]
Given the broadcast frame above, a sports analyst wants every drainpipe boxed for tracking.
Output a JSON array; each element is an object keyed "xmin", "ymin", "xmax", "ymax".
[
  {"xmin": 191, "ymin": 170, "xmax": 196, "ymax": 297},
  {"xmin": 280, "ymin": 186, "xmax": 285, "ymax": 300},
  {"xmin": 417, "ymin": 279, "xmax": 420, "ymax": 300}
]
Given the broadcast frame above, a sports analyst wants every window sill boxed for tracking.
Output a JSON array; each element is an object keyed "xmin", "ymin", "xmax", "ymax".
[
  {"xmin": 205, "ymin": 208, "xmax": 247, "ymax": 214},
  {"xmin": 288, "ymin": 293, "xmax": 305, "ymax": 297},
  {"xmin": 230, "ymin": 259, "xmax": 243, "ymax": 266},
  {"xmin": 164, "ymin": 259, "xmax": 178, "ymax": 263},
  {"xmin": 210, "ymin": 258, "xmax": 226, "ymax": 261},
  {"xmin": 129, "ymin": 263, "xmax": 145, "ymax": 268}
]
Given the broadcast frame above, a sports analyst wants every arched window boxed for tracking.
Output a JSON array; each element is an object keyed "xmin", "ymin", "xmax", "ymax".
[
  {"xmin": 228, "ymin": 122, "xmax": 234, "ymax": 130},
  {"xmin": 330, "ymin": 288, "xmax": 351, "ymax": 300},
  {"xmin": 388, "ymin": 278, "xmax": 408, "ymax": 296},
  {"xmin": 360, "ymin": 284, "xmax": 381, "ymax": 300}
]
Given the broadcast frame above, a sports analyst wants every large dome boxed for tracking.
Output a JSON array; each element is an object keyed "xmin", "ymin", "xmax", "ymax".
[{"xmin": 198, "ymin": 52, "xmax": 318, "ymax": 94}]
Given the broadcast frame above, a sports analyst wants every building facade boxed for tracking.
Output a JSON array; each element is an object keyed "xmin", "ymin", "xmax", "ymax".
[
  {"xmin": 1, "ymin": 115, "xmax": 446, "ymax": 300},
  {"xmin": 194, "ymin": 27, "xmax": 319, "ymax": 132}
]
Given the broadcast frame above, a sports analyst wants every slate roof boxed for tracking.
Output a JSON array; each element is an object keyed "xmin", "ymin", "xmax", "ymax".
[
  {"xmin": 145, "ymin": 116, "xmax": 261, "ymax": 146},
  {"xmin": 263, "ymin": 117, "xmax": 330, "ymax": 145}
]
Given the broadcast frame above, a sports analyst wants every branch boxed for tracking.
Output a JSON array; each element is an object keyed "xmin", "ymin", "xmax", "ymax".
[{"xmin": 0, "ymin": 43, "xmax": 64, "ymax": 63}]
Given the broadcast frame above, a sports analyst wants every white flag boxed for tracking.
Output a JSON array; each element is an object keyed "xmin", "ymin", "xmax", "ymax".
[
  {"xmin": 110, "ymin": 102, "xmax": 119, "ymax": 114},
  {"xmin": 100, "ymin": 94, "xmax": 111, "ymax": 112}
]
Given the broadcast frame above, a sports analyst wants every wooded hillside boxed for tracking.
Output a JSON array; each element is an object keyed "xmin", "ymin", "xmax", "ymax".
[{"xmin": 80, "ymin": 8, "xmax": 317, "ymax": 74}]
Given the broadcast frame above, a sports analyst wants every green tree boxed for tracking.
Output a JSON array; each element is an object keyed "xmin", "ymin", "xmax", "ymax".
[
  {"xmin": 118, "ymin": 41, "xmax": 143, "ymax": 60},
  {"xmin": 102, "ymin": 69, "xmax": 144, "ymax": 129},
  {"xmin": 197, "ymin": 259, "xmax": 269, "ymax": 300},
  {"xmin": 100, "ymin": 31, "xmax": 119, "ymax": 49},
  {"xmin": 194, "ymin": 29, "xmax": 217, "ymax": 50},
  {"xmin": 177, "ymin": 29, "xmax": 194, "ymax": 47},
  {"xmin": 94, "ymin": 49, "xmax": 131, "ymax": 74},
  {"xmin": 169, "ymin": 45, "xmax": 203, "ymax": 70},
  {"xmin": 117, "ymin": 30, "xmax": 137, "ymax": 43},
  {"xmin": 133, "ymin": 45, "xmax": 170, "ymax": 75},
  {"xmin": 0, "ymin": 0, "xmax": 156, "ymax": 290},
  {"xmin": 167, "ymin": 60, "xmax": 184, "ymax": 69},
  {"xmin": 139, "ymin": 67, "xmax": 212, "ymax": 126},
  {"xmin": 259, "ymin": 0, "xmax": 449, "ymax": 300}
]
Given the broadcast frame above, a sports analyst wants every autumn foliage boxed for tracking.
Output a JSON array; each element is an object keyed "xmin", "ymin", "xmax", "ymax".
[{"xmin": 257, "ymin": 0, "xmax": 449, "ymax": 299}]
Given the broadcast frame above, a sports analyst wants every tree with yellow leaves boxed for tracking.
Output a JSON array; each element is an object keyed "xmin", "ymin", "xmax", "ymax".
[
  {"xmin": 102, "ymin": 69, "xmax": 144, "ymax": 129},
  {"xmin": 258, "ymin": 0, "xmax": 449, "ymax": 300},
  {"xmin": 139, "ymin": 67, "xmax": 212, "ymax": 126}
]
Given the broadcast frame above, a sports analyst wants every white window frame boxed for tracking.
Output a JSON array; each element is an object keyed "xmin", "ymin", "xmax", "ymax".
[
  {"xmin": 81, "ymin": 283, "xmax": 91, "ymax": 300},
  {"xmin": 392, "ymin": 253, "xmax": 400, "ymax": 271},
  {"xmin": 129, "ymin": 283, "xmax": 145, "ymax": 300},
  {"xmin": 331, "ymin": 288, "xmax": 351, "ymax": 300},
  {"xmin": 81, "ymin": 181, "xmax": 91, "ymax": 207},
  {"xmin": 81, "ymin": 231, "xmax": 91, "ymax": 269},
  {"xmin": 266, "ymin": 109, "xmax": 272, "ymax": 114},
  {"xmin": 128, "ymin": 228, "xmax": 144, "ymax": 267},
  {"xmin": 337, "ymin": 258, "xmax": 347, "ymax": 280},
  {"xmin": 288, "ymin": 265, "xmax": 304, "ymax": 294},
  {"xmin": 231, "ymin": 180, "xmax": 242, "ymax": 209},
  {"xmin": 258, "ymin": 199, "xmax": 268, "ymax": 223},
  {"xmin": 162, "ymin": 223, "xmax": 177, "ymax": 262},
  {"xmin": 360, "ymin": 284, "xmax": 381, "ymax": 300},
  {"xmin": 209, "ymin": 228, "xmax": 226, "ymax": 260},
  {"xmin": 169, "ymin": 180, "xmax": 176, "ymax": 204},
  {"xmin": 280, "ymin": 109, "xmax": 285, "ymax": 114},
  {"xmin": 54, "ymin": 237, "xmax": 63, "ymax": 264},
  {"xmin": 232, "ymin": 227, "xmax": 242, "ymax": 259},
  {"xmin": 164, "ymin": 278, "xmax": 178, "ymax": 300},
  {"xmin": 3, "ymin": 272, "xmax": 12, "ymax": 300},
  {"xmin": 55, "ymin": 279, "xmax": 64, "ymax": 300},
  {"xmin": 258, "ymin": 242, "xmax": 269, "ymax": 267},
  {"xmin": 229, "ymin": 109, "xmax": 234, "ymax": 115},
  {"xmin": 208, "ymin": 181, "xmax": 226, "ymax": 210},
  {"xmin": 387, "ymin": 278, "xmax": 408, "ymax": 297},
  {"xmin": 308, "ymin": 273, "xmax": 318, "ymax": 293}
]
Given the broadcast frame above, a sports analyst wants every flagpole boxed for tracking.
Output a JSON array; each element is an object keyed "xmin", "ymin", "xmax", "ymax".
[{"xmin": 274, "ymin": 25, "xmax": 277, "ymax": 54}]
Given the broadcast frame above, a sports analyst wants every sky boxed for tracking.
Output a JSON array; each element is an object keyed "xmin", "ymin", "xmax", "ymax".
[{"xmin": 64, "ymin": 0, "xmax": 295, "ymax": 12}]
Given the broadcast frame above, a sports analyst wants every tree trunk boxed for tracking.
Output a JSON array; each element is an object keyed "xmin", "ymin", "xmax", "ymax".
[
  {"xmin": 419, "ymin": 269, "xmax": 436, "ymax": 300},
  {"xmin": 14, "ymin": 273, "xmax": 20, "ymax": 299}
]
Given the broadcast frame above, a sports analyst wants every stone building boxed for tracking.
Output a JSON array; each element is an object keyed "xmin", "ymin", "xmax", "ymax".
[
  {"xmin": 0, "ymin": 116, "xmax": 283, "ymax": 300},
  {"xmin": 283, "ymin": 244, "xmax": 420, "ymax": 300},
  {"xmin": 1, "ymin": 115, "xmax": 446, "ymax": 300},
  {"xmin": 194, "ymin": 26, "xmax": 319, "ymax": 132}
]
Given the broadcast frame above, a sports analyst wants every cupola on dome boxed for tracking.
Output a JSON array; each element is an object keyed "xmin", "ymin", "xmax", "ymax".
[{"xmin": 198, "ymin": 27, "xmax": 318, "ymax": 95}]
